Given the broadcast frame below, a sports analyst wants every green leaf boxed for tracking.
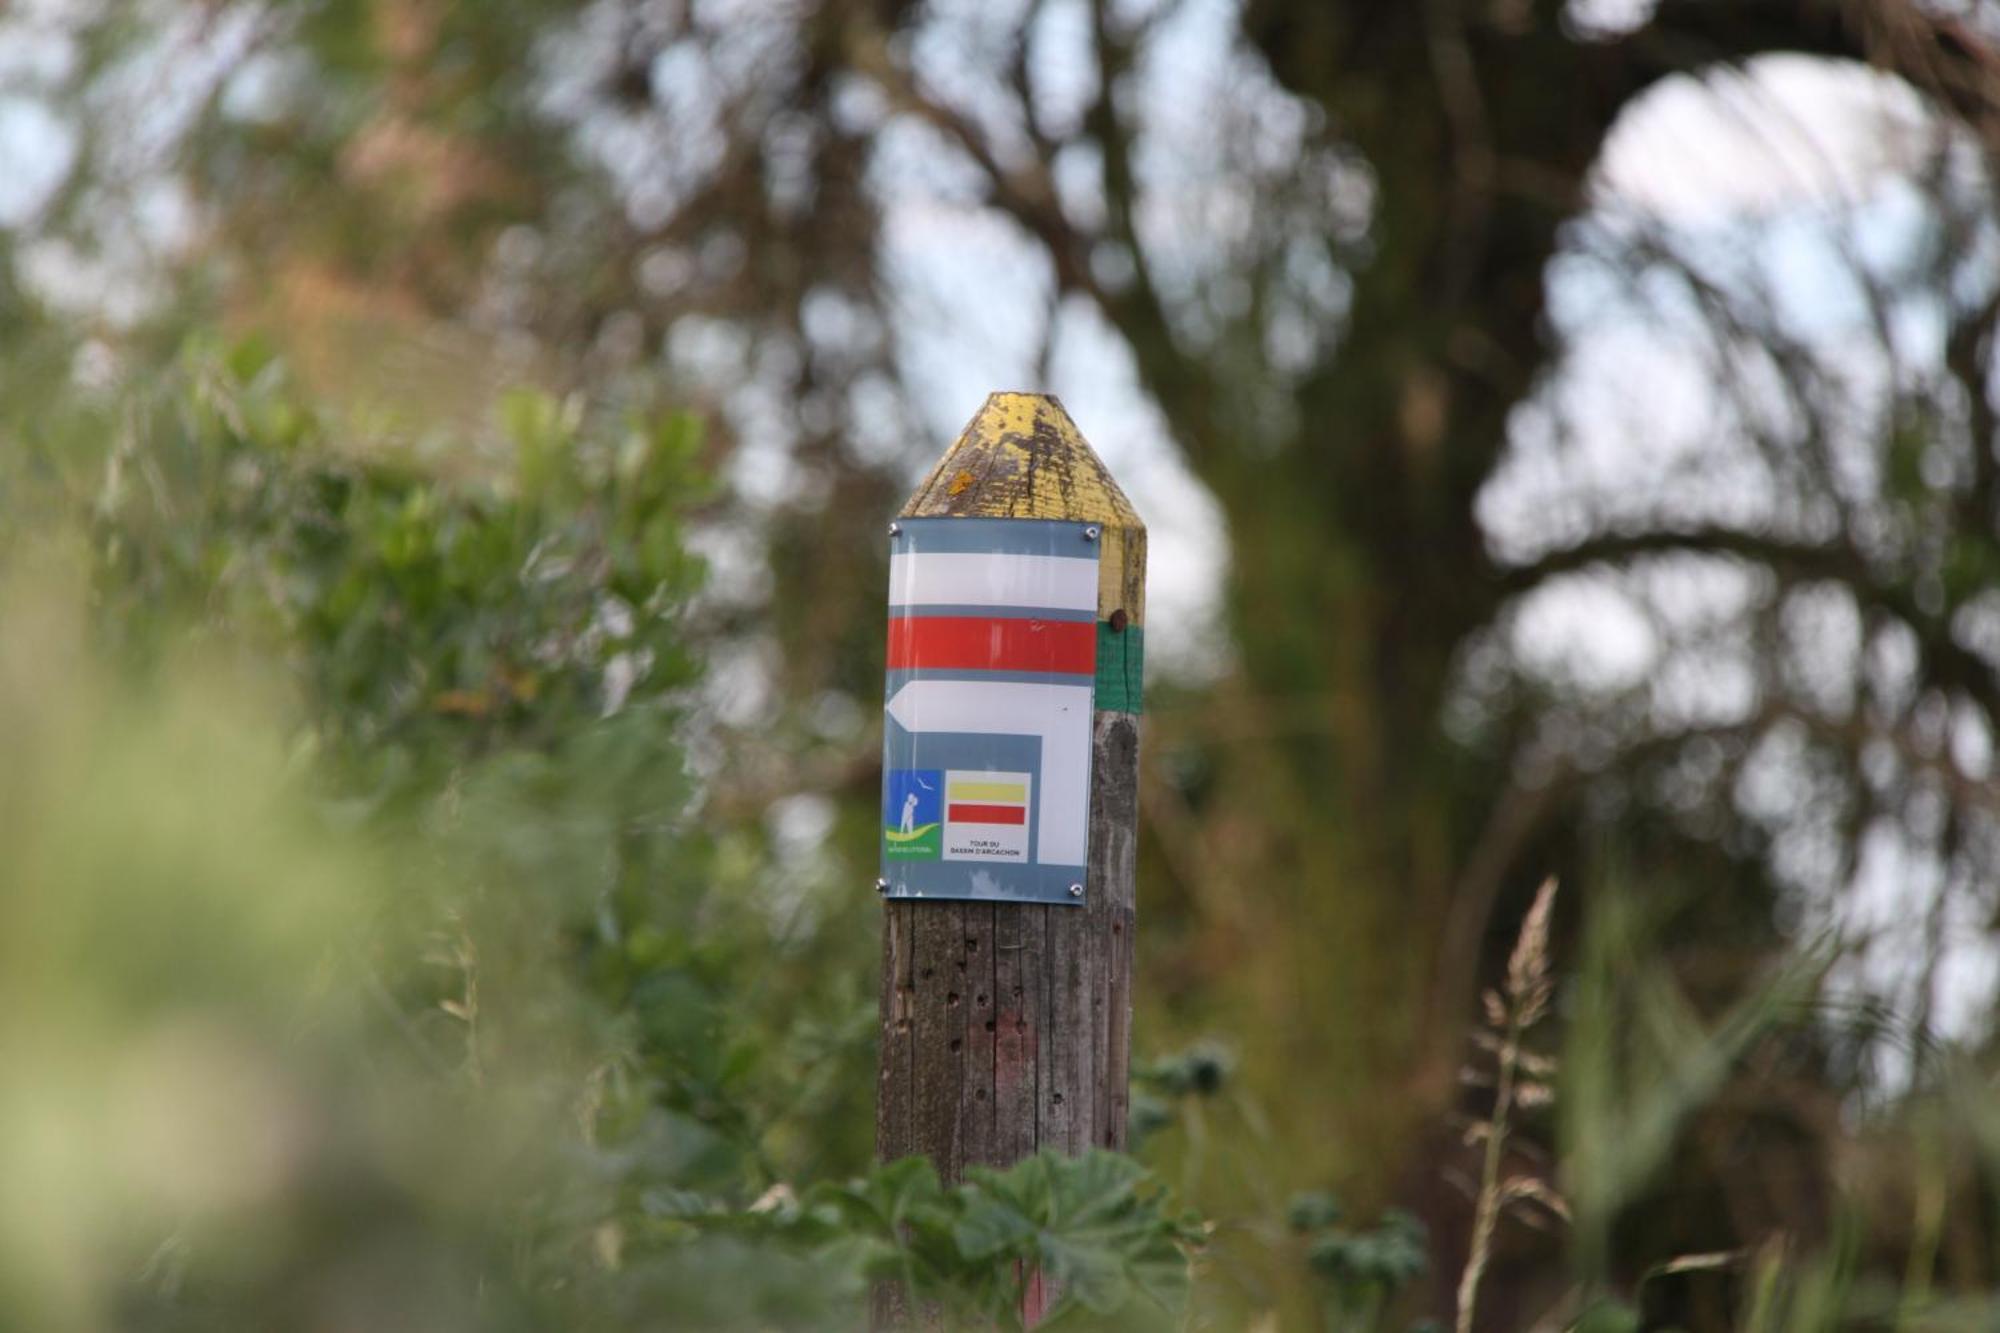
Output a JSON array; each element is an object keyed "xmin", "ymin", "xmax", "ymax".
[
  {"xmin": 1571, "ymin": 1298, "xmax": 1642, "ymax": 1333},
  {"xmin": 1288, "ymin": 1189, "xmax": 1344, "ymax": 1233},
  {"xmin": 953, "ymin": 1193, "xmax": 1036, "ymax": 1260}
]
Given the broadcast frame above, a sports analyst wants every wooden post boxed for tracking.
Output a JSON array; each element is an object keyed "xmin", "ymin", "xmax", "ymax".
[{"xmin": 875, "ymin": 393, "xmax": 1145, "ymax": 1322}]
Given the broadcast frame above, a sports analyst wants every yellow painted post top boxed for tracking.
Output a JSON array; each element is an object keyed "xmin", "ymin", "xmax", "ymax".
[
  {"xmin": 900, "ymin": 393, "xmax": 1143, "ymax": 529},
  {"xmin": 899, "ymin": 392, "xmax": 1146, "ymax": 632}
]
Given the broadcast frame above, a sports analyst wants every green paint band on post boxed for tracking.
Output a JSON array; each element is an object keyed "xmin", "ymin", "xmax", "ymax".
[{"xmin": 1094, "ymin": 622, "xmax": 1144, "ymax": 714}]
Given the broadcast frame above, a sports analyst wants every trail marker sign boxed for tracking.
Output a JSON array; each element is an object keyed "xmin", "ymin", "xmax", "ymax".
[
  {"xmin": 872, "ymin": 392, "xmax": 1144, "ymax": 1327},
  {"xmin": 881, "ymin": 516, "xmax": 1100, "ymax": 904}
]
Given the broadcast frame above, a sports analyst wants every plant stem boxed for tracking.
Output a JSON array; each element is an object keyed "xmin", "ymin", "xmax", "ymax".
[
  {"xmin": 1455, "ymin": 1011, "xmax": 1520, "ymax": 1333},
  {"xmin": 1895, "ymin": 1128, "xmax": 1945, "ymax": 1333}
]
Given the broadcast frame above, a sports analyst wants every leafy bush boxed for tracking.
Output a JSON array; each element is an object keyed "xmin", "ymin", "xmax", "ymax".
[
  {"xmin": 687, "ymin": 1151, "xmax": 1202, "ymax": 1329},
  {"xmin": 1289, "ymin": 1192, "xmax": 1430, "ymax": 1333},
  {"xmin": 0, "ymin": 341, "xmax": 1200, "ymax": 1330}
]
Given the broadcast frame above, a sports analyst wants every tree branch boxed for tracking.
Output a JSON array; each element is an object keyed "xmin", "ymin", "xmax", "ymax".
[
  {"xmin": 1627, "ymin": 0, "xmax": 2000, "ymax": 148},
  {"xmin": 1082, "ymin": 0, "xmax": 1217, "ymax": 459},
  {"xmin": 840, "ymin": 20, "xmax": 1098, "ymax": 300},
  {"xmin": 1497, "ymin": 527, "xmax": 2000, "ymax": 717},
  {"xmin": 1946, "ymin": 280, "xmax": 2000, "ymax": 538}
]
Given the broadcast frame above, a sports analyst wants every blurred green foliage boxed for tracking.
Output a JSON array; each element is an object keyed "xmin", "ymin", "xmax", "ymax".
[
  {"xmin": 785, "ymin": 1151, "xmax": 1200, "ymax": 1328},
  {"xmin": 0, "ymin": 341, "xmax": 1198, "ymax": 1330},
  {"xmin": 1288, "ymin": 1193, "xmax": 1430, "ymax": 1333}
]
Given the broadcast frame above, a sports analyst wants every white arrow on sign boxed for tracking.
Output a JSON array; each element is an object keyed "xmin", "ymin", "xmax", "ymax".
[{"xmin": 885, "ymin": 678, "xmax": 1093, "ymax": 866}]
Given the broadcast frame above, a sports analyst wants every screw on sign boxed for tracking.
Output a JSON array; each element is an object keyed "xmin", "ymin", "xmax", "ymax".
[{"xmin": 873, "ymin": 393, "xmax": 1145, "ymax": 1328}]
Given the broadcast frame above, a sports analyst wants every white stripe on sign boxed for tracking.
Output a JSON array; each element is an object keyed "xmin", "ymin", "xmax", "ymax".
[
  {"xmin": 885, "ymin": 678, "xmax": 1093, "ymax": 866},
  {"xmin": 888, "ymin": 552, "xmax": 1097, "ymax": 614}
]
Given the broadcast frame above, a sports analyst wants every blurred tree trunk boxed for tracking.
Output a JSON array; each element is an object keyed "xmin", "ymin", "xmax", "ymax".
[
  {"xmin": 1057, "ymin": 0, "xmax": 1958, "ymax": 1180},
  {"xmin": 1167, "ymin": 3, "xmax": 1598, "ymax": 1166},
  {"xmin": 1073, "ymin": 3, "xmax": 1623, "ymax": 1169}
]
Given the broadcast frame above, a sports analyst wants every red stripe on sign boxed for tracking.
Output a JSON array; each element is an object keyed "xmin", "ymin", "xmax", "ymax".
[
  {"xmin": 886, "ymin": 616, "xmax": 1097, "ymax": 675},
  {"xmin": 948, "ymin": 803, "xmax": 1028, "ymax": 825}
]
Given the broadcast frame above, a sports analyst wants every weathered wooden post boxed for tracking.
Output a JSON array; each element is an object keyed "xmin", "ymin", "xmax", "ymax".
[{"xmin": 875, "ymin": 392, "xmax": 1145, "ymax": 1319}]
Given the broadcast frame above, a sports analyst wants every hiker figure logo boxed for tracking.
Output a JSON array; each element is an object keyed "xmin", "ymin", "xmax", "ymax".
[{"xmin": 883, "ymin": 769, "xmax": 942, "ymax": 860}]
